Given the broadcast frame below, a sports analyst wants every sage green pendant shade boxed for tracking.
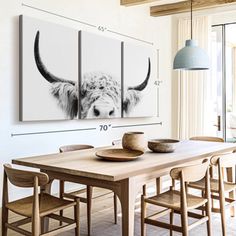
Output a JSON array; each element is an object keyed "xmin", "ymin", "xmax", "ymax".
[{"xmin": 173, "ymin": 39, "xmax": 210, "ymax": 70}]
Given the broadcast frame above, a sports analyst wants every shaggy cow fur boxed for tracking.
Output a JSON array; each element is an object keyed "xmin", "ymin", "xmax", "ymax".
[{"xmin": 34, "ymin": 31, "xmax": 150, "ymax": 119}]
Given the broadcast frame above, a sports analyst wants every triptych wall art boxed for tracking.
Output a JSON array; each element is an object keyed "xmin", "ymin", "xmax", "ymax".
[{"xmin": 20, "ymin": 15, "xmax": 159, "ymax": 121}]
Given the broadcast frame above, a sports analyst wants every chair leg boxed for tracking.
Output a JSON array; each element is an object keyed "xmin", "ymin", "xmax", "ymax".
[
  {"xmin": 205, "ymin": 201, "xmax": 212, "ymax": 236},
  {"xmin": 113, "ymin": 194, "xmax": 118, "ymax": 224},
  {"xmin": 59, "ymin": 210, "xmax": 63, "ymax": 226},
  {"xmin": 1, "ymin": 206, "xmax": 8, "ymax": 236},
  {"xmin": 141, "ymin": 195, "xmax": 146, "ymax": 236},
  {"xmin": 219, "ymin": 192, "xmax": 227, "ymax": 236},
  {"xmin": 59, "ymin": 180, "xmax": 65, "ymax": 226},
  {"xmin": 87, "ymin": 185, "xmax": 93, "ymax": 236},
  {"xmin": 170, "ymin": 209, "xmax": 174, "ymax": 236},
  {"xmin": 74, "ymin": 198, "xmax": 80, "ymax": 236},
  {"xmin": 32, "ymin": 217, "xmax": 41, "ymax": 236},
  {"xmin": 156, "ymin": 177, "xmax": 162, "ymax": 194},
  {"xmin": 201, "ymin": 190, "xmax": 205, "ymax": 216},
  {"xmin": 181, "ymin": 209, "xmax": 189, "ymax": 236},
  {"xmin": 230, "ymin": 189, "xmax": 236, "ymax": 217},
  {"xmin": 226, "ymin": 167, "xmax": 235, "ymax": 217},
  {"xmin": 41, "ymin": 217, "xmax": 45, "ymax": 234},
  {"xmin": 211, "ymin": 193, "xmax": 215, "ymax": 212}
]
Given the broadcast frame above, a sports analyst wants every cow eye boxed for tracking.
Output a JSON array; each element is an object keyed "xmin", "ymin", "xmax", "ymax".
[
  {"xmin": 94, "ymin": 107, "xmax": 100, "ymax": 117},
  {"xmin": 109, "ymin": 110, "xmax": 114, "ymax": 116}
]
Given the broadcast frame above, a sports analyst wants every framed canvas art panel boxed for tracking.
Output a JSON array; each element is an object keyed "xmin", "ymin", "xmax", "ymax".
[
  {"xmin": 79, "ymin": 31, "xmax": 122, "ymax": 119},
  {"xmin": 122, "ymin": 42, "xmax": 158, "ymax": 118},
  {"xmin": 20, "ymin": 15, "xmax": 79, "ymax": 121}
]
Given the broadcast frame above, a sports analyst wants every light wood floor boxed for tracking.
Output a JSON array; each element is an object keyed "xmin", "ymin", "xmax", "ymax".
[{"xmin": 2, "ymin": 187, "xmax": 236, "ymax": 236}]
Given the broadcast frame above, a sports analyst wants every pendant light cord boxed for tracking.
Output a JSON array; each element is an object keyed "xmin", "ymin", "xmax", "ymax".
[{"xmin": 191, "ymin": 0, "xmax": 193, "ymax": 39}]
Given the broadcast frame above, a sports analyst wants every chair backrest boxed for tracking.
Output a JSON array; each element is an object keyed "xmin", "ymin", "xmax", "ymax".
[
  {"xmin": 211, "ymin": 152, "xmax": 236, "ymax": 168},
  {"xmin": 190, "ymin": 136, "xmax": 224, "ymax": 142},
  {"xmin": 4, "ymin": 164, "xmax": 49, "ymax": 188},
  {"xmin": 59, "ymin": 144, "xmax": 94, "ymax": 153},
  {"xmin": 170, "ymin": 159, "xmax": 209, "ymax": 182}
]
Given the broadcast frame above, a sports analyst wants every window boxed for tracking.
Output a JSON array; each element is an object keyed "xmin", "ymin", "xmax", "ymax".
[{"xmin": 211, "ymin": 23, "xmax": 236, "ymax": 141}]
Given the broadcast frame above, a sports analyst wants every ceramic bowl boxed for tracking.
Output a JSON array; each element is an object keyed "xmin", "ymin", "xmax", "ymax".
[{"xmin": 148, "ymin": 139, "xmax": 180, "ymax": 153}]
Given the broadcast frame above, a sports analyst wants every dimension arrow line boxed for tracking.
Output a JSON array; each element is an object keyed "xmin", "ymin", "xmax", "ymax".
[
  {"xmin": 22, "ymin": 3, "xmax": 154, "ymax": 46},
  {"xmin": 11, "ymin": 127, "xmax": 96, "ymax": 137},
  {"xmin": 112, "ymin": 122, "xmax": 162, "ymax": 129},
  {"xmin": 22, "ymin": 3, "xmax": 97, "ymax": 28},
  {"xmin": 107, "ymin": 29, "xmax": 154, "ymax": 46}
]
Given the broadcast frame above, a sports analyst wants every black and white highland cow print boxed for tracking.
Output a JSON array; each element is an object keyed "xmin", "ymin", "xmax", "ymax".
[{"xmin": 34, "ymin": 31, "xmax": 151, "ymax": 120}]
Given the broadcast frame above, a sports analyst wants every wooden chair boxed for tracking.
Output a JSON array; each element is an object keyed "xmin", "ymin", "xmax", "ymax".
[
  {"xmin": 190, "ymin": 136, "xmax": 224, "ymax": 213},
  {"xmin": 59, "ymin": 144, "xmax": 117, "ymax": 236},
  {"xmin": 190, "ymin": 136, "xmax": 224, "ymax": 142},
  {"xmin": 2, "ymin": 164, "xmax": 80, "ymax": 236},
  {"xmin": 188, "ymin": 153, "xmax": 236, "ymax": 236},
  {"xmin": 141, "ymin": 160, "xmax": 212, "ymax": 236}
]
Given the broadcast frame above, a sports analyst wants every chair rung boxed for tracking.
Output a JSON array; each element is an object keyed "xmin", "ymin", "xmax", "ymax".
[
  {"xmin": 6, "ymin": 223, "xmax": 31, "ymax": 236},
  {"xmin": 63, "ymin": 190, "xmax": 114, "ymax": 201},
  {"xmin": 187, "ymin": 211, "xmax": 206, "ymax": 219},
  {"xmin": 172, "ymin": 209, "xmax": 205, "ymax": 220},
  {"xmin": 144, "ymin": 218, "xmax": 182, "ymax": 232},
  {"xmin": 225, "ymin": 197, "xmax": 235, "ymax": 204},
  {"xmin": 212, "ymin": 207, "xmax": 221, "ymax": 213},
  {"xmin": 48, "ymin": 213, "xmax": 75, "ymax": 224},
  {"xmin": 42, "ymin": 223, "xmax": 76, "ymax": 236},
  {"xmin": 211, "ymin": 194, "xmax": 234, "ymax": 203},
  {"xmin": 196, "ymin": 205, "xmax": 206, "ymax": 211},
  {"xmin": 188, "ymin": 216, "xmax": 209, "ymax": 231},
  {"xmin": 62, "ymin": 192, "xmax": 86, "ymax": 202},
  {"xmin": 211, "ymin": 195, "xmax": 219, "ymax": 200},
  {"xmin": 147, "ymin": 209, "xmax": 171, "ymax": 220},
  {"xmin": 10, "ymin": 217, "xmax": 31, "ymax": 227},
  {"xmin": 211, "ymin": 194, "xmax": 236, "ymax": 209}
]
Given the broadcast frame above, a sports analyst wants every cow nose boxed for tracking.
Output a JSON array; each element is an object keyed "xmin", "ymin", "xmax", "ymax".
[
  {"xmin": 109, "ymin": 108, "xmax": 115, "ymax": 116},
  {"xmin": 93, "ymin": 106, "xmax": 115, "ymax": 117},
  {"xmin": 93, "ymin": 106, "xmax": 100, "ymax": 117}
]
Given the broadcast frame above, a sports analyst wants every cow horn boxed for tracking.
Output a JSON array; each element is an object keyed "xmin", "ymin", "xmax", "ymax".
[
  {"xmin": 128, "ymin": 58, "xmax": 151, "ymax": 91},
  {"xmin": 34, "ymin": 31, "xmax": 75, "ymax": 85}
]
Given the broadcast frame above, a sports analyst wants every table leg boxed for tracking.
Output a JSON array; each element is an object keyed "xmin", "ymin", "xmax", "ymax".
[{"xmin": 116, "ymin": 178, "xmax": 138, "ymax": 236}]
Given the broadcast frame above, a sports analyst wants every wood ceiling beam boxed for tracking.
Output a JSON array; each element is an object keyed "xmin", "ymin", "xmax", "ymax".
[
  {"xmin": 151, "ymin": 0, "xmax": 236, "ymax": 17},
  {"xmin": 120, "ymin": 0, "xmax": 158, "ymax": 6}
]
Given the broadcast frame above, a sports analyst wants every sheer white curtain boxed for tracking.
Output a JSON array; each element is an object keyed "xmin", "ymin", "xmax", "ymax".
[{"xmin": 175, "ymin": 16, "xmax": 211, "ymax": 140}]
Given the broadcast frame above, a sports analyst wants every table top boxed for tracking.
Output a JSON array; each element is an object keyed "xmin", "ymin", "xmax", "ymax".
[{"xmin": 12, "ymin": 140, "xmax": 236, "ymax": 181}]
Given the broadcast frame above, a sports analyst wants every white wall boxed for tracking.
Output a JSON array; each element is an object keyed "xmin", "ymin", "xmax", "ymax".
[
  {"xmin": 212, "ymin": 9, "xmax": 236, "ymax": 25},
  {"xmin": 0, "ymin": 0, "xmax": 173, "ymax": 201}
]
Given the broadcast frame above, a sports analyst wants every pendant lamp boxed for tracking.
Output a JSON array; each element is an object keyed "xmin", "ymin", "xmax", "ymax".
[{"xmin": 173, "ymin": 0, "xmax": 210, "ymax": 70}]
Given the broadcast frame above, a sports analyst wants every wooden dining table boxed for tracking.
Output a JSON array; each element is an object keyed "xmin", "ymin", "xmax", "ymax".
[{"xmin": 12, "ymin": 140, "xmax": 236, "ymax": 236}]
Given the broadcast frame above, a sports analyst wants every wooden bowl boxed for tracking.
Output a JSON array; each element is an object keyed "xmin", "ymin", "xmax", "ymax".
[
  {"xmin": 148, "ymin": 139, "xmax": 180, "ymax": 153},
  {"xmin": 96, "ymin": 148, "xmax": 144, "ymax": 162},
  {"xmin": 122, "ymin": 132, "xmax": 146, "ymax": 152}
]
